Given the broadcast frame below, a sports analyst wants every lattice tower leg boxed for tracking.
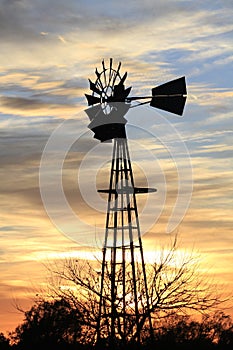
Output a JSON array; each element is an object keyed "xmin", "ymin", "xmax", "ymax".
[{"xmin": 96, "ymin": 138, "xmax": 153, "ymax": 346}]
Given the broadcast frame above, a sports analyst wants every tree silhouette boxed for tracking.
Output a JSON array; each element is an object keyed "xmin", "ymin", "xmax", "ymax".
[
  {"xmin": 8, "ymin": 308, "xmax": 233, "ymax": 349},
  {"xmin": 44, "ymin": 238, "xmax": 223, "ymax": 345},
  {"xmin": 153, "ymin": 311, "xmax": 233, "ymax": 350},
  {"xmin": 0, "ymin": 333, "xmax": 10, "ymax": 350},
  {"xmin": 11, "ymin": 299, "xmax": 83, "ymax": 349}
]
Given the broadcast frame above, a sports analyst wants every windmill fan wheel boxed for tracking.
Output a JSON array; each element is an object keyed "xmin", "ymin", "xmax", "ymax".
[{"xmin": 85, "ymin": 58, "xmax": 132, "ymax": 114}]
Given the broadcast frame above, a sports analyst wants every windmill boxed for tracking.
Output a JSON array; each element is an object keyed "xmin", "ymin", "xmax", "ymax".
[{"xmin": 84, "ymin": 58, "xmax": 187, "ymax": 346}]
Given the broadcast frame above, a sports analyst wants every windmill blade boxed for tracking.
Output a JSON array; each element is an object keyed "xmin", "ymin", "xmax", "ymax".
[
  {"xmin": 112, "ymin": 61, "xmax": 122, "ymax": 87},
  {"xmin": 85, "ymin": 94, "xmax": 101, "ymax": 106},
  {"xmin": 116, "ymin": 61, "xmax": 122, "ymax": 74},
  {"xmin": 95, "ymin": 68, "xmax": 101, "ymax": 80},
  {"xmin": 150, "ymin": 95, "xmax": 187, "ymax": 116},
  {"xmin": 109, "ymin": 57, "xmax": 113, "ymax": 72},
  {"xmin": 112, "ymin": 85, "xmax": 132, "ymax": 102},
  {"xmin": 111, "ymin": 72, "xmax": 128, "ymax": 100},
  {"xmin": 89, "ymin": 79, "xmax": 102, "ymax": 95},
  {"xmin": 119, "ymin": 72, "xmax": 128, "ymax": 86},
  {"xmin": 109, "ymin": 72, "xmax": 129, "ymax": 100},
  {"xmin": 102, "ymin": 59, "xmax": 107, "ymax": 86},
  {"xmin": 95, "ymin": 68, "xmax": 104, "ymax": 90},
  {"xmin": 104, "ymin": 58, "xmax": 115, "ymax": 97},
  {"xmin": 102, "ymin": 59, "xmax": 107, "ymax": 72},
  {"xmin": 124, "ymin": 86, "xmax": 132, "ymax": 97},
  {"xmin": 108, "ymin": 58, "xmax": 113, "ymax": 85}
]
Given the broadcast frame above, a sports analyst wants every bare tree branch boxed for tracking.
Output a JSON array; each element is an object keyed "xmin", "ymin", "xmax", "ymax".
[{"xmin": 42, "ymin": 237, "xmax": 225, "ymax": 343}]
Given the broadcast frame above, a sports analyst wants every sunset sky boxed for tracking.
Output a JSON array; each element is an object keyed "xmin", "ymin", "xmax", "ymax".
[{"xmin": 0, "ymin": 0, "xmax": 233, "ymax": 334}]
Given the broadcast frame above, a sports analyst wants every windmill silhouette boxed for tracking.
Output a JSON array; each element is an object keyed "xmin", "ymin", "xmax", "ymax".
[{"xmin": 85, "ymin": 58, "xmax": 187, "ymax": 345}]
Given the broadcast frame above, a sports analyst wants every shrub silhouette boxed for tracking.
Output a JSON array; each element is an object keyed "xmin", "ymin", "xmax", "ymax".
[
  {"xmin": 0, "ymin": 333, "xmax": 10, "ymax": 350},
  {"xmin": 10, "ymin": 298, "xmax": 83, "ymax": 349},
  {"xmin": 7, "ymin": 304, "xmax": 233, "ymax": 349}
]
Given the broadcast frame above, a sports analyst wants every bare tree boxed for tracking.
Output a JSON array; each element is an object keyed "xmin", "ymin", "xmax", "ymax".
[{"xmin": 43, "ymin": 237, "xmax": 224, "ymax": 345}]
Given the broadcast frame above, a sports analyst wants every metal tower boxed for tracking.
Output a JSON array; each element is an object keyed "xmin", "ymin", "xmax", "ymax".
[
  {"xmin": 84, "ymin": 59, "xmax": 187, "ymax": 345},
  {"xmin": 97, "ymin": 137, "xmax": 156, "ymax": 344}
]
